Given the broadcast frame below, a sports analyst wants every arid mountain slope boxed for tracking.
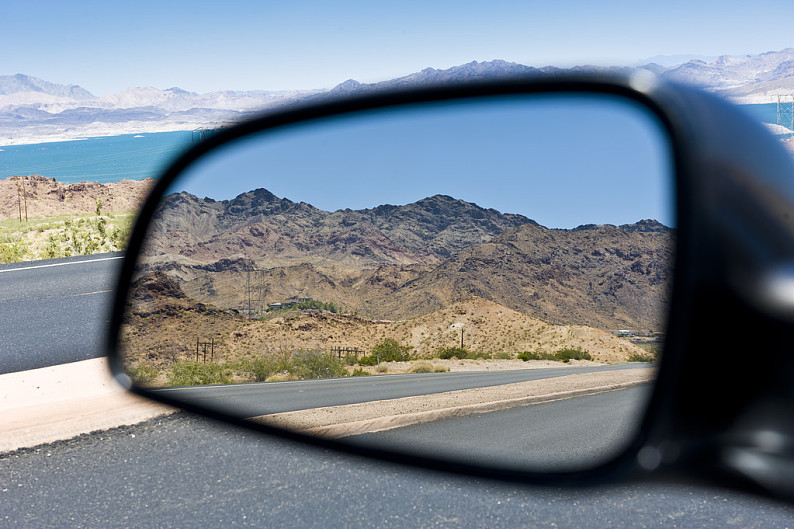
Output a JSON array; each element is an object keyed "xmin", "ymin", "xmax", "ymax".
[
  {"xmin": 145, "ymin": 189, "xmax": 532, "ymax": 267},
  {"xmin": 368, "ymin": 220, "xmax": 672, "ymax": 328},
  {"xmin": 123, "ymin": 273, "xmax": 649, "ymax": 367},
  {"xmin": 0, "ymin": 175, "xmax": 155, "ymax": 221},
  {"xmin": 138, "ymin": 188, "xmax": 672, "ymax": 330}
]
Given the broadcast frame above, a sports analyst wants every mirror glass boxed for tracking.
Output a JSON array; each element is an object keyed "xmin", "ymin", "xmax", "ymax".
[{"xmin": 119, "ymin": 94, "xmax": 674, "ymax": 472}]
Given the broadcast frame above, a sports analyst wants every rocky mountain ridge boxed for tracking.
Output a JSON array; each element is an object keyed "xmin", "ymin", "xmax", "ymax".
[
  {"xmin": 142, "ymin": 189, "xmax": 672, "ymax": 330},
  {"xmin": 147, "ymin": 189, "xmax": 532, "ymax": 267}
]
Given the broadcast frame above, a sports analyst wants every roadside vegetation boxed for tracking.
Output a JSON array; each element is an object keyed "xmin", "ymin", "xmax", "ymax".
[
  {"xmin": 517, "ymin": 348, "xmax": 593, "ymax": 363},
  {"xmin": 0, "ymin": 203, "xmax": 135, "ymax": 263},
  {"xmin": 127, "ymin": 335, "xmax": 608, "ymax": 388}
]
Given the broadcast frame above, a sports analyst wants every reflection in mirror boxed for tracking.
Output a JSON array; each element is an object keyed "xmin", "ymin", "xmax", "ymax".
[{"xmin": 120, "ymin": 94, "xmax": 674, "ymax": 472}]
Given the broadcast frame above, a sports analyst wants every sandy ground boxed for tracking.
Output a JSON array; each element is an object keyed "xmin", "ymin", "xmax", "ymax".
[{"xmin": 362, "ymin": 357, "xmax": 599, "ymax": 374}]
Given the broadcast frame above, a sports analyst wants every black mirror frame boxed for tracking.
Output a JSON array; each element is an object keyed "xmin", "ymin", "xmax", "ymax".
[{"xmin": 106, "ymin": 73, "xmax": 794, "ymax": 497}]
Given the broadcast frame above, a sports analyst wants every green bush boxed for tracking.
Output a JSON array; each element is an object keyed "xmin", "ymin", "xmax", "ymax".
[
  {"xmin": 627, "ymin": 351, "xmax": 656, "ymax": 363},
  {"xmin": 1, "ymin": 240, "xmax": 29, "ymax": 263},
  {"xmin": 128, "ymin": 363, "xmax": 159, "ymax": 385},
  {"xmin": 358, "ymin": 354, "xmax": 378, "ymax": 366},
  {"xmin": 351, "ymin": 367, "xmax": 371, "ymax": 376},
  {"xmin": 241, "ymin": 356, "xmax": 287, "ymax": 382},
  {"xmin": 554, "ymin": 348, "xmax": 592, "ymax": 362},
  {"xmin": 342, "ymin": 353, "xmax": 359, "ymax": 366},
  {"xmin": 167, "ymin": 361, "xmax": 233, "ymax": 386},
  {"xmin": 517, "ymin": 349, "xmax": 592, "ymax": 362},
  {"xmin": 372, "ymin": 338, "xmax": 413, "ymax": 362},
  {"xmin": 359, "ymin": 338, "xmax": 412, "ymax": 365},
  {"xmin": 291, "ymin": 350, "xmax": 348, "ymax": 379}
]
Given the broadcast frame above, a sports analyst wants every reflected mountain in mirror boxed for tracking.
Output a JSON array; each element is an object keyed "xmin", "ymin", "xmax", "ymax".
[{"xmin": 119, "ymin": 94, "xmax": 673, "ymax": 471}]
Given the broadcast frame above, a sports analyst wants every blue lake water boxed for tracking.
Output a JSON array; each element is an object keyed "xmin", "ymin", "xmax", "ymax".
[
  {"xmin": 0, "ymin": 104, "xmax": 790, "ymax": 186},
  {"xmin": 0, "ymin": 131, "xmax": 194, "ymax": 184}
]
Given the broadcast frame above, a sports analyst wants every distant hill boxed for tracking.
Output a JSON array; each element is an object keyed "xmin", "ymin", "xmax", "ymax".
[
  {"xmin": 0, "ymin": 73, "xmax": 95, "ymax": 100},
  {"xmin": 140, "ymin": 189, "xmax": 673, "ymax": 330},
  {"xmin": 4, "ymin": 48, "xmax": 794, "ymax": 144},
  {"xmin": 145, "ymin": 189, "xmax": 532, "ymax": 266}
]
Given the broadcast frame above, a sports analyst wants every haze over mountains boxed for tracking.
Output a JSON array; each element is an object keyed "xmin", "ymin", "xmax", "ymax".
[
  {"xmin": 2, "ymin": 48, "xmax": 793, "ymax": 145},
  {"xmin": 141, "ymin": 189, "xmax": 673, "ymax": 331}
]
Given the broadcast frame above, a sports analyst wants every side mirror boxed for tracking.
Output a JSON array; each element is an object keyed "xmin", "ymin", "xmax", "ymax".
[{"xmin": 108, "ymin": 76, "xmax": 794, "ymax": 498}]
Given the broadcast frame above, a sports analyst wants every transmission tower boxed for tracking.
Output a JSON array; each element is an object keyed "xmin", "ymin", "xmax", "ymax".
[{"xmin": 777, "ymin": 94, "xmax": 794, "ymax": 132}]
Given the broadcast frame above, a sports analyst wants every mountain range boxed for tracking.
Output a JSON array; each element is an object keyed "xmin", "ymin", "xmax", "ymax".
[
  {"xmin": 3, "ymin": 48, "xmax": 793, "ymax": 145},
  {"xmin": 140, "ymin": 189, "xmax": 673, "ymax": 331}
]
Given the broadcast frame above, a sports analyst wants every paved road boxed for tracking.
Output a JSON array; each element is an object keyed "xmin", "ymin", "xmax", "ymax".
[
  {"xmin": 0, "ymin": 253, "xmax": 123, "ymax": 374},
  {"xmin": 2, "ymin": 413, "xmax": 792, "ymax": 528},
  {"xmin": 3, "ymin": 256, "xmax": 793, "ymax": 526},
  {"xmin": 156, "ymin": 364, "xmax": 650, "ymax": 418},
  {"xmin": 354, "ymin": 386, "xmax": 650, "ymax": 472}
]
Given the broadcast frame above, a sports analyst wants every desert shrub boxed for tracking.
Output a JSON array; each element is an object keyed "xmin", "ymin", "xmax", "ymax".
[
  {"xmin": 167, "ymin": 361, "xmax": 233, "ymax": 386},
  {"xmin": 492, "ymin": 351, "xmax": 514, "ymax": 360},
  {"xmin": 409, "ymin": 361, "xmax": 434, "ymax": 373},
  {"xmin": 342, "ymin": 353, "xmax": 359, "ymax": 366},
  {"xmin": 241, "ymin": 356, "xmax": 285, "ymax": 382},
  {"xmin": 357, "ymin": 354, "xmax": 378, "ymax": 366},
  {"xmin": 627, "ymin": 351, "xmax": 656, "ymax": 363},
  {"xmin": 128, "ymin": 363, "xmax": 159, "ymax": 385},
  {"xmin": 433, "ymin": 364, "xmax": 450, "ymax": 372},
  {"xmin": 291, "ymin": 350, "xmax": 348, "ymax": 379},
  {"xmin": 359, "ymin": 338, "xmax": 412, "ymax": 365},
  {"xmin": 372, "ymin": 338, "xmax": 413, "ymax": 362},
  {"xmin": 0, "ymin": 240, "xmax": 28, "ymax": 263},
  {"xmin": 554, "ymin": 348, "xmax": 592, "ymax": 362},
  {"xmin": 517, "ymin": 349, "xmax": 591, "ymax": 362},
  {"xmin": 351, "ymin": 367, "xmax": 371, "ymax": 376}
]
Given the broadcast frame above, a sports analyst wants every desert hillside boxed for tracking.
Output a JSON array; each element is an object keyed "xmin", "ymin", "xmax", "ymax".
[
  {"xmin": 0, "ymin": 175, "xmax": 155, "ymax": 221},
  {"xmin": 140, "ymin": 188, "xmax": 673, "ymax": 330},
  {"xmin": 122, "ymin": 271, "xmax": 650, "ymax": 373},
  {"xmin": 0, "ymin": 175, "xmax": 156, "ymax": 262}
]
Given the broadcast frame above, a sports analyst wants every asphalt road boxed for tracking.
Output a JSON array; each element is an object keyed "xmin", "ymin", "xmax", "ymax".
[
  {"xmin": 155, "ymin": 364, "xmax": 649, "ymax": 418},
  {"xmin": 354, "ymin": 386, "xmax": 650, "ymax": 472},
  {"xmin": 3, "ymin": 255, "xmax": 794, "ymax": 526},
  {"xmin": 0, "ymin": 252, "xmax": 123, "ymax": 374},
  {"xmin": 2, "ymin": 413, "xmax": 793, "ymax": 528}
]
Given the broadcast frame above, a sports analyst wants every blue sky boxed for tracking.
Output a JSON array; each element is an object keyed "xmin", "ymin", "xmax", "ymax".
[
  {"xmin": 4, "ymin": 0, "xmax": 790, "ymax": 228},
  {"xmin": 173, "ymin": 95, "xmax": 673, "ymax": 228},
  {"xmin": 4, "ymin": 0, "xmax": 793, "ymax": 95}
]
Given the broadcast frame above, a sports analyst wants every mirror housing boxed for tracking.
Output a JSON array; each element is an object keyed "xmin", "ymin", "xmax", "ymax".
[{"xmin": 107, "ymin": 74, "xmax": 794, "ymax": 499}]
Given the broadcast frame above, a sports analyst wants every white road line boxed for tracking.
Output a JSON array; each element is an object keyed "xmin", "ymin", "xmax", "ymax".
[{"xmin": 0, "ymin": 255, "xmax": 124, "ymax": 273}]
